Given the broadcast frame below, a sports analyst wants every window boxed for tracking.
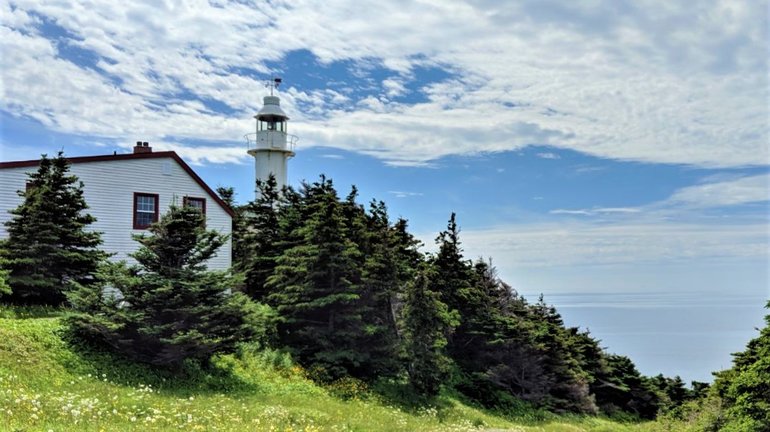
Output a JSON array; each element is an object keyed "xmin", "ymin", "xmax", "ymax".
[
  {"xmin": 133, "ymin": 193, "xmax": 159, "ymax": 229},
  {"xmin": 258, "ymin": 119, "xmax": 286, "ymax": 132},
  {"xmin": 183, "ymin": 197, "xmax": 206, "ymax": 215}
]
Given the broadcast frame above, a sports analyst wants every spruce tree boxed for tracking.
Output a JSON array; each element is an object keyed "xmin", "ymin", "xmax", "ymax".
[
  {"xmin": 0, "ymin": 152, "xmax": 107, "ymax": 305},
  {"xmin": 432, "ymin": 214, "xmax": 502, "ymax": 392},
  {"xmin": 402, "ymin": 264, "xmax": 459, "ymax": 396},
  {"xmin": 238, "ymin": 176, "xmax": 282, "ymax": 301},
  {"xmin": 526, "ymin": 295, "xmax": 596, "ymax": 413},
  {"xmin": 67, "ymin": 204, "xmax": 265, "ymax": 367},
  {"xmin": 267, "ymin": 177, "xmax": 364, "ymax": 379},
  {"xmin": 712, "ymin": 300, "xmax": 770, "ymax": 431},
  {"xmin": 0, "ymin": 258, "xmax": 10, "ymax": 296},
  {"xmin": 355, "ymin": 200, "xmax": 405, "ymax": 378}
]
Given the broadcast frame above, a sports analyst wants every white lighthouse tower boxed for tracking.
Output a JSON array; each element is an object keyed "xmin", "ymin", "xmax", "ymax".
[{"xmin": 245, "ymin": 78, "xmax": 297, "ymax": 196}]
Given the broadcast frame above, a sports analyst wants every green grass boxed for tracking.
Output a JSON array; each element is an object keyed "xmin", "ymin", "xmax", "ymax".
[{"xmin": 0, "ymin": 305, "xmax": 669, "ymax": 432}]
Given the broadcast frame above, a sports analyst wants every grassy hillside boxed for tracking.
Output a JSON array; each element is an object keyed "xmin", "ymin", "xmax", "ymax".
[{"xmin": 0, "ymin": 306, "xmax": 670, "ymax": 432}]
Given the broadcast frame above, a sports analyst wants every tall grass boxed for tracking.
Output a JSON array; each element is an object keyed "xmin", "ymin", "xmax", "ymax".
[{"xmin": 0, "ymin": 305, "xmax": 664, "ymax": 431}]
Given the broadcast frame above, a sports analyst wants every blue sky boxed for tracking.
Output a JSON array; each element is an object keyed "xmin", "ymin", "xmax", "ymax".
[{"xmin": 1, "ymin": 0, "xmax": 768, "ymax": 383}]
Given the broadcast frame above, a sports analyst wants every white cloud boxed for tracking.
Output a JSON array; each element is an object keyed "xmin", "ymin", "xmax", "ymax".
[
  {"xmin": 550, "ymin": 209, "xmax": 593, "ymax": 216},
  {"xmin": 382, "ymin": 77, "xmax": 407, "ymax": 98},
  {"xmin": 549, "ymin": 174, "xmax": 770, "ymax": 217},
  {"xmin": 449, "ymin": 220, "xmax": 769, "ymax": 269},
  {"xmin": 537, "ymin": 152, "xmax": 561, "ymax": 159},
  {"xmin": 550, "ymin": 207, "xmax": 641, "ymax": 216},
  {"xmin": 0, "ymin": 0, "xmax": 767, "ymax": 167},
  {"xmin": 462, "ymin": 175, "xmax": 769, "ymax": 271},
  {"xmin": 663, "ymin": 174, "xmax": 770, "ymax": 208},
  {"xmin": 388, "ymin": 190, "xmax": 424, "ymax": 198}
]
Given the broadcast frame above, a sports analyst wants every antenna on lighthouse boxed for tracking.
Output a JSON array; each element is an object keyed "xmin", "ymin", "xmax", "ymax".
[
  {"xmin": 246, "ymin": 77, "xmax": 297, "ymax": 198},
  {"xmin": 265, "ymin": 77, "xmax": 282, "ymax": 96}
]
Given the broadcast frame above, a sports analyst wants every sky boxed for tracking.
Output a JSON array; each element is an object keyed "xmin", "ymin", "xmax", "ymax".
[{"xmin": 1, "ymin": 0, "xmax": 768, "ymax": 383}]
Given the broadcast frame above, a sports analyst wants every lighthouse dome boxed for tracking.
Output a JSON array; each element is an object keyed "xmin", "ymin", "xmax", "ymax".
[{"xmin": 257, "ymin": 95, "xmax": 289, "ymax": 119}]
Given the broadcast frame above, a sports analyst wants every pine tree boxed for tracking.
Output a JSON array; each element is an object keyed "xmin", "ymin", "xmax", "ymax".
[
  {"xmin": 67, "ymin": 204, "xmax": 266, "ymax": 367},
  {"xmin": 267, "ymin": 177, "xmax": 364, "ymax": 379},
  {"xmin": 0, "ymin": 152, "xmax": 107, "ymax": 305},
  {"xmin": 402, "ymin": 264, "xmax": 459, "ymax": 396}
]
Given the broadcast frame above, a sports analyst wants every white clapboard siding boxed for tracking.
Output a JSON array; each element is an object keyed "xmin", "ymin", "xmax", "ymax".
[{"xmin": 0, "ymin": 154, "xmax": 232, "ymax": 271}]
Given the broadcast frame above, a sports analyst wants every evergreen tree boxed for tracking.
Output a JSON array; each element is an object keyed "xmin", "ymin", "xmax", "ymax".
[
  {"xmin": 432, "ymin": 214, "xmax": 483, "ymax": 352},
  {"xmin": 526, "ymin": 296, "xmax": 596, "ymax": 413},
  {"xmin": 355, "ymin": 200, "xmax": 405, "ymax": 377},
  {"xmin": 0, "ymin": 258, "xmax": 10, "ymax": 296},
  {"xmin": 391, "ymin": 218, "xmax": 423, "ymax": 285},
  {"xmin": 238, "ymin": 176, "xmax": 282, "ymax": 301},
  {"xmin": 402, "ymin": 264, "xmax": 459, "ymax": 396},
  {"xmin": 267, "ymin": 177, "xmax": 364, "ymax": 379},
  {"xmin": 650, "ymin": 374, "xmax": 690, "ymax": 411},
  {"xmin": 592, "ymin": 354, "xmax": 661, "ymax": 418},
  {"xmin": 67, "ymin": 204, "xmax": 267, "ymax": 367},
  {"xmin": 0, "ymin": 152, "xmax": 107, "ymax": 305},
  {"xmin": 433, "ymin": 215, "xmax": 518, "ymax": 403},
  {"xmin": 711, "ymin": 300, "xmax": 770, "ymax": 431}
]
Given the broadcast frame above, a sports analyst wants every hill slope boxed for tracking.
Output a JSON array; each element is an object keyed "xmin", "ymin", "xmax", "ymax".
[{"xmin": 0, "ymin": 307, "xmax": 657, "ymax": 432}]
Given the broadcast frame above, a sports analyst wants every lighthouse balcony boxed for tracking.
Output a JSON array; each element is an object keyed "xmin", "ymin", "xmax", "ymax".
[{"xmin": 244, "ymin": 132, "xmax": 298, "ymax": 153}]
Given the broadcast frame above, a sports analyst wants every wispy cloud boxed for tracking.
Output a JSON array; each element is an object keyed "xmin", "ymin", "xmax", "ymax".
[
  {"xmin": 1, "ymin": 1, "xmax": 766, "ymax": 167},
  {"xmin": 454, "ymin": 221, "xmax": 768, "ymax": 268},
  {"xmin": 550, "ymin": 207, "xmax": 641, "ymax": 216},
  {"xmin": 459, "ymin": 174, "xmax": 769, "ymax": 270},
  {"xmin": 388, "ymin": 190, "xmax": 424, "ymax": 198},
  {"xmin": 550, "ymin": 209, "xmax": 592, "ymax": 216},
  {"xmin": 537, "ymin": 152, "xmax": 561, "ymax": 160},
  {"xmin": 663, "ymin": 174, "xmax": 770, "ymax": 208},
  {"xmin": 382, "ymin": 77, "xmax": 407, "ymax": 98},
  {"xmin": 549, "ymin": 174, "xmax": 770, "ymax": 218}
]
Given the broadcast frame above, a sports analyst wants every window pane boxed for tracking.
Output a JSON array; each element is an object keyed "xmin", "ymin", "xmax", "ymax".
[
  {"xmin": 186, "ymin": 198, "xmax": 205, "ymax": 212},
  {"xmin": 136, "ymin": 212, "xmax": 153, "ymax": 227},
  {"xmin": 137, "ymin": 195, "xmax": 155, "ymax": 212}
]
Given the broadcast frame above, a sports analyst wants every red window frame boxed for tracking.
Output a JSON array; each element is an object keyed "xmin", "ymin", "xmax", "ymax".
[
  {"xmin": 133, "ymin": 192, "xmax": 159, "ymax": 229},
  {"xmin": 183, "ymin": 196, "xmax": 206, "ymax": 215}
]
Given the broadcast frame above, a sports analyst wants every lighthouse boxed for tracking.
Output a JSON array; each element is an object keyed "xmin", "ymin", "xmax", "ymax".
[{"xmin": 246, "ymin": 78, "xmax": 297, "ymax": 196}]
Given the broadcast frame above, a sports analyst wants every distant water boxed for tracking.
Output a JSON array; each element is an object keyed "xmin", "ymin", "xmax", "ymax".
[{"xmin": 522, "ymin": 291, "xmax": 767, "ymax": 383}]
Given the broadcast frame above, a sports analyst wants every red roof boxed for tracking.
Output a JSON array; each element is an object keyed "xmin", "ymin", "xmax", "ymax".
[{"xmin": 0, "ymin": 151, "xmax": 235, "ymax": 218}]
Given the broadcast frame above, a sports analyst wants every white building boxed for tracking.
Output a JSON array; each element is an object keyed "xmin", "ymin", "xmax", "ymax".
[{"xmin": 0, "ymin": 143, "xmax": 234, "ymax": 270}]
